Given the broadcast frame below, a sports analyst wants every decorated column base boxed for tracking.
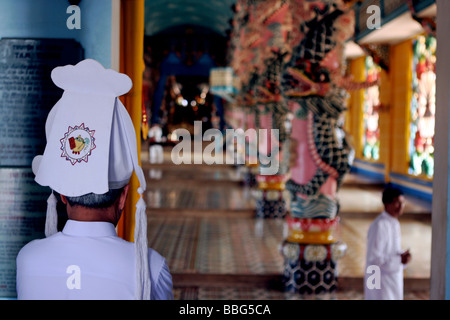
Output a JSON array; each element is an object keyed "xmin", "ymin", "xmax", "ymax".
[
  {"xmin": 254, "ymin": 175, "xmax": 288, "ymax": 218},
  {"xmin": 281, "ymin": 241, "xmax": 347, "ymax": 295},
  {"xmin": 254, "ymin": 190, "xmax": 289, "ymax": 218},
  {"xmin": 242, "ymin": 165, "xmax": 259, "ymax": 187}
]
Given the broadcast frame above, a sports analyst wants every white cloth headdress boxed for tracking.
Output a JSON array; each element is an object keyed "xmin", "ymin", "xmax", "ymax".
[{"xmin": 32, "ymin": 59, "xmax": 150, "ymax": 300}]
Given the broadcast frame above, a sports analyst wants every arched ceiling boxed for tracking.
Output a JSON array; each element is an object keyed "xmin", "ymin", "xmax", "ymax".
[{"xmin": 145, "ymin": 0, "xmax": 237, "ymax": 36}]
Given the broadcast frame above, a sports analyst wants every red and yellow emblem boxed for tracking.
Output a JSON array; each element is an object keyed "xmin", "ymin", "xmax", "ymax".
[{"xmin": 60, "ymin": 123, "xmax": 96, "ymax": 165}]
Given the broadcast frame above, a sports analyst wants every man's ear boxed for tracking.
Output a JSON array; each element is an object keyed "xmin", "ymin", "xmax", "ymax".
[
  {"xmin": 60, "ymin": 194, "xmax": 68, "ymax": 205},
  {"xmin": 118, "ymin": 185, "xmax": 129, "ymax": 211}
]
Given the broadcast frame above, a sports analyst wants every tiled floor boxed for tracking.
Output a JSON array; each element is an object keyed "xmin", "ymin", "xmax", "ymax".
[
  {"xmin": 143, "ymin": 146, "xmax": 432, "ymax": 300},
  {"xmin": 171, "ymin": 287, "xmax": 431, "ymax": 300}
]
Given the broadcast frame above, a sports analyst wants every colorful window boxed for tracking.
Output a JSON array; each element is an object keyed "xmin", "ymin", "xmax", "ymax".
[
  {"xmin": 409, "ymin": 35, "xmax": 436, "ymax": 178},
  {"xmin": 362, "ymin": 56, "xmax": 381, "ymax": 161}
]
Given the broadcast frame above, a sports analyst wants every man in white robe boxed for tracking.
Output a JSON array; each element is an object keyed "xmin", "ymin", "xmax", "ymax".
[
  {"xmin": 149, "ymin": 125, "xmax": 164, "ymax": 164},
  {"xmin": 16, "ymin": 187, "xmax": 173, "ymax": 300},
  {"xmin": 364, "ymin": 186, "xmax": 411, "ymax": 300},
  {"xmin": 15, "ymin": 59, "xmax": 173, "ymax": 300}
]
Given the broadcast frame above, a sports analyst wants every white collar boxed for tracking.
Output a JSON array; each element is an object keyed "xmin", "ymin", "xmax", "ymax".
[
  {"xmin": 62, "ymin": 220, "xmax": 117, "ymax": 237},
  {"xmin": 381, "ymin": 210, "xmax": 397, "ymax": 221}
]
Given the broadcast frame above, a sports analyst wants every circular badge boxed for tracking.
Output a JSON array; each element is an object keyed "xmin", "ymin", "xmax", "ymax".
[{"xmin": 60, "ymin": 123, "xmax": 96, "ymax": 165}]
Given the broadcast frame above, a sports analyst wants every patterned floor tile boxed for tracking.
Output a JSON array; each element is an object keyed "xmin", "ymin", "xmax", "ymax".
[{"xmin": 173, "ymin": 286, "xmax": 429, "ymax": 300}]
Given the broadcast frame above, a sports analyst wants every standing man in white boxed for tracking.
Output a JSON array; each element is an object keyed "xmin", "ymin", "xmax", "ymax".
[
  {"xmin": 149, "ymin": 125, "xmax": 164, "ymax": 164},
  {"xmin": 364, "ymin": 185, "xmax": 412, "ymax": 300},
  {"xmin": 16, "ymin": 59, "xmax": 173, "ymax": 300}
]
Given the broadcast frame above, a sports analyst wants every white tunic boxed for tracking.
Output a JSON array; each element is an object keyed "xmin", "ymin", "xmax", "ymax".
[
  {"xmin": 16, "ymin": 220, "xmax": 173, "ymax": 300},
  {"xmin": 364, "ymin": 211, "xmax": 404, "ymax": 300}
]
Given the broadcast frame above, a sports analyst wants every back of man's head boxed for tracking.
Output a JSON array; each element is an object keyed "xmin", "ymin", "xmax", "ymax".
[
  {"xmin": 65, "ymin": 188, "xmax": 125, "ymax": 209},
  {"xmin": 382, "ymin": 185, "xmax": 403, "ymax": 205}
]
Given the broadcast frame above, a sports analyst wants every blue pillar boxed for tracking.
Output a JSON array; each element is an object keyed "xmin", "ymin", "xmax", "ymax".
[
  {"xmin": 151, "ymin": 72, "xmax": 167, "ymax": 125},
  {"xmin": 151, "ymin": 52, "xmax": 182, "ymax": 124},
  {"xmin": 214, "ymin": 96, "xmax": 225, "ymax": 131}
]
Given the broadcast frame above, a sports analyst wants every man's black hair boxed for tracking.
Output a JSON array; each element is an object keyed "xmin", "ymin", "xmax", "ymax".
[
  {"xmin": 382, "ymin": 185, "xmax": 404, "ymax": 205},
  {"xmin": 65, "ymin": 187, "xmax": 125, "ymax": 209}
]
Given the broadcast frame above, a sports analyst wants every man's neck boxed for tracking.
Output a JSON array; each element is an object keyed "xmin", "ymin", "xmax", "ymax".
[
  {"xmin": 67, "ymin": 206, "xmax": 119, "ymax": 226},
  {"xmin": 384, "ymin": 210, "xmax": 399, "ymax": 219}
]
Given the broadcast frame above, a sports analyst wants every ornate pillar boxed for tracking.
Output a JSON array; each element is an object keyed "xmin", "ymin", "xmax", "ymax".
[
  {"xmin": 251, "ymin": 1, "xmax": 291, "ymax": 219},
  {"xmin": 279, "ymin": 0, "xmax": 356, "ymax": 295}
]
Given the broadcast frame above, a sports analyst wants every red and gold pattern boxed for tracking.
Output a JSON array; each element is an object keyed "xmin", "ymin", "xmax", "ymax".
[
  {"xmin": 256, "ymin": 174, "xmax": 286, "ymax": 190},
  {"xmin": 287, "ymin": 216, "xmax": 340, "ymax": 232},
  {"xmin": 286, "ymin": 216, "xmax": 340, "ymax": 244}
]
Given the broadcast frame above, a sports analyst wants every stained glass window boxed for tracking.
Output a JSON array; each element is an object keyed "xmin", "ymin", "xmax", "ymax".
[
  {"xmin": 409, "ymin": 35, "xmax": 436, "ymax": 178},
  {"xmin": 362, "ymin": 56, "xmax": 381, "ymax": 161}
]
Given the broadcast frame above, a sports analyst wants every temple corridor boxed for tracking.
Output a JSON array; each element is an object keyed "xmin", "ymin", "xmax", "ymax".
[{"xmin": 142, "ymin": 145, "xmax": 431, "ymax": 300}]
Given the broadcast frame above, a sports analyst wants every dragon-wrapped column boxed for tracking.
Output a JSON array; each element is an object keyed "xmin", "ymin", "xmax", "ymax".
[{"xmin": 279, "ymin": 0, "xmax": 356, "ymax": 295}]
